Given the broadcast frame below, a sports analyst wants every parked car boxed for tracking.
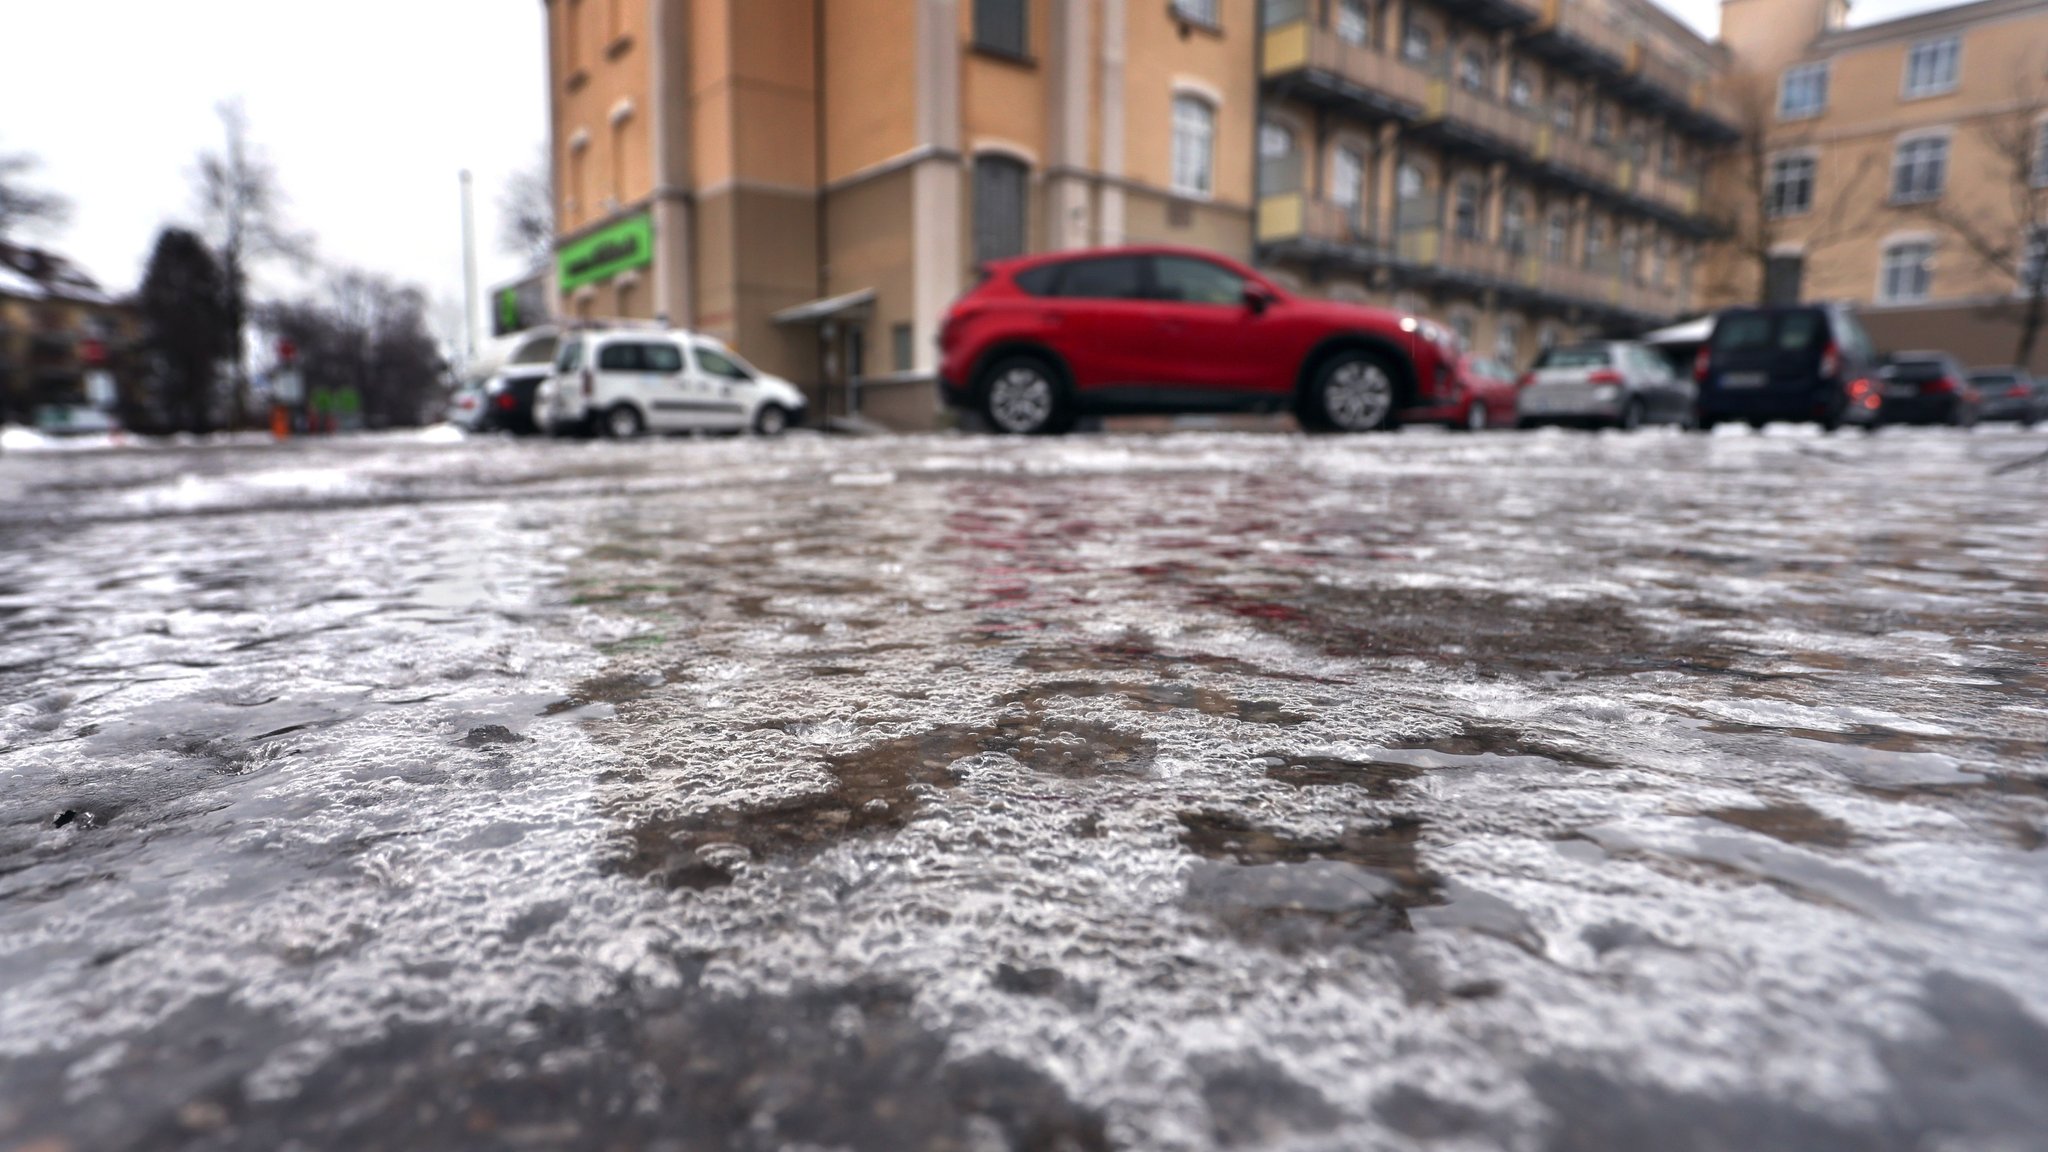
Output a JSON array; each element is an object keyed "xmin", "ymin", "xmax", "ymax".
[
  {"xmin": 447, "ymin": 385, "xmax": 488, "ymax": 431},
  {"xmin": 1516, "ymin": 341, "xmax": 1695, "ymax": 430},
  {"xmin": 1876, "ymin": 352, "xmax": 1980, "ymax": 427},
  {"xmin": 477, "ymin": 366, "xmax": 551, "ymax": 436},
  {"xmin": 1425, "ymin": 355, "xmax": 1519, "ymax": 431},
  {"xmin": 937, "ymin": 246, "xmax": 1459, "ymax": 434},
  {"xmin": 539, "ymin": 327, "xmax": 808, "ymax": 438},
  {"xmin": 1967, "ymin": 366, "xmax": 2046, "ymax": 426},
  {"xmin": 1694, "ymin": 305, "xmax": 1884, "ymax": 431}
]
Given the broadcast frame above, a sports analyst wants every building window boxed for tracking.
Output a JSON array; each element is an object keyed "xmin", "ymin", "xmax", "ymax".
[
  {"xmin": 892, "ymin": 323, "xmax": 913, "ymax": 373},
  {"xmin": 1258, "ymin": 120, "xmax": 1299, "ymax": 196},
  {"xmin": 1661, "ymin": 136, "xmax": 1681, "ymax": 177},
  {"xmin": 1903, "ymin": 35, "xmax": 1960, "ymax": 98},
  {"xmin": 1879, "ymin": 240, "xmax": 1934, "ymax": 302},
  {"xmin": 1336, "ymin": 0, "xmax": 1370, "ymax": 45},
  {"xmin": 1395, "ymin": 161, "xmax": 1429, "ymax": 229},
  {"xmin": 1496, "ymin": 316, "xmax": 1521, "ymax": 366},
  {"xmin": 1457, "ymin": 48, "xmax": 1488, "ymax": 93},
  {"xmin": 1172, "ymin": 96, "xmax": 1217, "ymax": 196},
  {"xmin": 973, "ymin": 0, "xmax": 1028, "ymax": 58},
  {"xmin": 1453, "ymin": 178, "xmax": 1482, "ymax": 241},
  {"xmin": 1891, "ymin": 136, "xmax": 1948, "ymax": 203},
  {"xmin": 1502, "ymin": 194, "xmax": 1528, "ymax": 253},
  {"xmin": 1402, "ymin": 23, "xmax": 1432, "ymax": 64},
  {"xmin": 1620, "ymin": 230, "xmax": 1640, "ymax": 283},
  {"xmin": 1331, "ymin": 144, "xmax": 1366, "ymax": 224},
  {"xmin": 1652, "ymin": 236, "xmax": 1669, "ymax": 285},
  {"xmin": 973, "ymin": 154, "xmax": 1029, "ymax": 264},
  {"xmin": 2033, "ymin": 121, "xmax": 2048, "ymax": 187},
  {"xmin": 1592, "ymin": 104, "xmax": 1614, "ymax": 145},
  {"xmin": 1546, "ymin": 210, "xmax": 1569, "ymax": 261},
  {"xmin": 1766, "ymin": 153, "xmax": 1816, "ymax": 217},
  {"xmin": 1509, "ymin": 67, "xmax": 1535, "ymax": 109},
  {"xmin": 1584, "ymin": 218, "xmax": 1606, "ymax": 268},
  {"xmin": 1173, "ymin": 0, "xmax": 1220, "ymax": 26},
  {"xmin": 1552, "ymin": 93, "xmax": 1576, "ymax": 133},
  {"xmin": 1779, "ymin": 62, "xmax": 1829, "ymax": 119}
]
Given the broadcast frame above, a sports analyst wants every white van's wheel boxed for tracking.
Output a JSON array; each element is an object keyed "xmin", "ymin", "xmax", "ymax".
[
  {"xmin": 754, "ymin": 404, "xmax": 790, "ymax": 437},
  {"xmin": 604, "ymin": 405, "xmax": 645, "ymax": 439}
]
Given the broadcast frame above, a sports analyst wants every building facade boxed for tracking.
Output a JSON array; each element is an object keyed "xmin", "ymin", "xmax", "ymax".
[
  {"xmin": 0, "ymin": 243, "xmax": 136, "ymax": 432},
  {"xmin": 546, "ymin": 0, "xmax": 1272, "ymax": 429},
  {"xmin": 1712, "ymin": 0, "xmax": 2048, "ymax": 372},
  {"xmin": 1255, "ymin": 0, "xmax": 1734, "ymax": 368}
]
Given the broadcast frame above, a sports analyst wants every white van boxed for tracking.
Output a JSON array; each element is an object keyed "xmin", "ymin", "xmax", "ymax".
[{"xmin": 538, "ymin": 328, "xmax": 808, "ymax": 438}]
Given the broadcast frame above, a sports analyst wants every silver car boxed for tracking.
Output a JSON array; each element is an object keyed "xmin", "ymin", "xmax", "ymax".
[{"xmin": 1517, "ymin": 341, "xmax": 1696, "ymax": 430}]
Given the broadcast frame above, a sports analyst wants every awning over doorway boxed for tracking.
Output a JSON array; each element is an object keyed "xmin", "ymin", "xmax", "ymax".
[
  {"xmin": 772, "ymin": 288, "xmax": 876, "ymax": 327},
  {"xmin": 1641, "ymin": 316, "xmax": 1713, "ymax": 346}
]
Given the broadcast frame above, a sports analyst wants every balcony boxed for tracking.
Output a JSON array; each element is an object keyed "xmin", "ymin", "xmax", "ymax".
[
  {"xmin": 1521, "ymin": 0, "xmax": 1630, "ymax": 78},
  {"xmin": 1621, "ymin": 160, "xmax": 1703, "ymax": 225},
  {"xmin": 1434, "ymin": 0, "xmax": 1541, "ymax": 31},
  {"xmin": 1257, "ymin": 194, "xmax": 1384, "ymax": 266},
  {"xmin": 1415, "ymin": 78, "xmax": 1544, "ymax": 161},
  {"xmin": 1531, "ymin": 123, "xmax": 1620, "ymax": 194},
  {"xmin": 1261, "ymin": 15, "xmax": 1428, "ymax": 121}
]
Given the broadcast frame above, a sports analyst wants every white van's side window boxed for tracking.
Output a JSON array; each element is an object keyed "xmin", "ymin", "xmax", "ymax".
[{"xmin": 695, "ymin": 346, "xmax": 752, "ymax": 381}]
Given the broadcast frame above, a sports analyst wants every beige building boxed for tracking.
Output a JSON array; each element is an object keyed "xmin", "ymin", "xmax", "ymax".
[
  {"xmin": 1254, "ymin": 0, "xmax": 1734, "ymax": 368},
  {"xmin": 1712, "ymin": 0, "xmax": 2048, "ymax": 372},
  {"xmin": 546, "ymin": 0, "xmax": 1262, "ymax": 429},
  {"xmin": 0, "ymin": 243, "xmax": 137, "ymax": 430}
]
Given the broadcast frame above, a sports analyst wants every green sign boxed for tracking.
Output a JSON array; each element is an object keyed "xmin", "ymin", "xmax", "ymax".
[{"xmin": 557, "ymin": 213, "xmax": 654, "ymax": 293}]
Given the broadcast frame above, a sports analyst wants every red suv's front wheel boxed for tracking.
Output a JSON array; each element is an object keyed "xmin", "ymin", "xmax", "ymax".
[
  {"xmin": 1305, "ymin": 350, "xmax": 1399, "ymax": 433},
  {"xmin": 981, "ymin": 355, "xmax": 1070, "ymax": 436}
]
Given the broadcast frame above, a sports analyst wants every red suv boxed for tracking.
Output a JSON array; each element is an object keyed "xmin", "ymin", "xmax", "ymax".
[{"xmin": 938, "ymin": 246, "xmax": 1458, "ymax": 434}]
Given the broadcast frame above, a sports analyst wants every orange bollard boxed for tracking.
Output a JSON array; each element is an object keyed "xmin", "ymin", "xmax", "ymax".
[{"xmin": 271, "ymin": 404, "xmax": 290, "ymax": 440}]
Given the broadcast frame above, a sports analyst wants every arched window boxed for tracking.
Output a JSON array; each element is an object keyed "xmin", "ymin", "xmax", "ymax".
[
  {"xmin": 1509, "ymin": 66, "xmax": 1535, "ymax": 109},
  {"xmin": 1453, "ymin": 177, "xmax": 1483, "ymax": 240},
  {"xmin": 1546, "ymin": 209, "xmax": 1570, "ymax": 261},
  {"xmin": 1457, "ymin": 48, "xmax": 1489, "ymax": 93},
  {"xmin": 1502, "ymin": 194, "xmax": 1528, "ymax": 253},
  {"xmin": 1331, "ymin": 144, "xmax": 1366, "ymax": 223},
  {"xmin": 1553, "ymin": 92, "xmax": 1576, "ymax": 133},
  {"xmin": 1259, "ymin": 120, "xmax": 1300, "ymax": 196},
  {"xmin": 973, "ymin": 154, "xmax": 1029, "ymax": 264},
  {"xmin": 1336, "ymin": 0, "xmax": 1370, "ymax": 46},
  {"xmin": 1172, "ymin": 95, "xmax": 1217, "ymax": 196}
]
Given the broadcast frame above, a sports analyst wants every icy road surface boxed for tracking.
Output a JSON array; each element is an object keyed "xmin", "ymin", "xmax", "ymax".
[{"xmin": 2, "ymin": 427, "xmax": 2045, "ymax": 1151}]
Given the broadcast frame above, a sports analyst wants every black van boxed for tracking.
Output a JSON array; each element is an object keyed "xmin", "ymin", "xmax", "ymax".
[{"xmin": 1695, "ymin": 305, "xmax": 1885, "ymax": 431}]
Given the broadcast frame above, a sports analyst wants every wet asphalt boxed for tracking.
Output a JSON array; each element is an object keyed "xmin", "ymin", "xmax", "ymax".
[{"xmin": 1, "ymin": 425, "xmax": 2045, "ymax": 1151}]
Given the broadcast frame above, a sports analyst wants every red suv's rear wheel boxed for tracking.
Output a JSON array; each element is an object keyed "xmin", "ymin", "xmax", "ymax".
[
  {"xmin": 980, "ymin": 355, "xmax": 1070, "ymax": 436},
  {"xmin": 1305, "ymin": 349, "xmax": 1399, "ymax": 433}
]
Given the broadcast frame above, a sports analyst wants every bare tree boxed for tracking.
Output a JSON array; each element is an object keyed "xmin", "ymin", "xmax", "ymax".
[
  {"xmin": 194, "ymin": 100, "xmax": 313, "ymax": 429},
  {"xmin": 1903, "ymin": 50, "xmax": 2048, "ymax": 369},
  {"xmin": 497, "ymin": 146, "xmax": 555, "ymax": 269},
  {"xmin": 0, "ymin": 141, "xmax": 71, "ymax": 240},
  {"xmin": 1705, "ymin": 71, "xmax": 1879, "ymax": 307}
]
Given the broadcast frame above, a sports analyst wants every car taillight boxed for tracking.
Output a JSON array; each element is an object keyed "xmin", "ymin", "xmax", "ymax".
[
  {"xmin": 1587, "ymin": 369, "xmax": 1624, "ymax": 386},
  {"xmin": 1819, "ymin": 342, "xmax": 1840, "ymax": 380},
  {"xmin": 1849, "ymin": 378, "xmax": 1871, "ymax": 397},
  {"xmin": 581, "ymin": 368, "xmax": 595, "ymax": 398},
  {"xmin": 497, "ymin": 393, "xmax": 518, "ymax": 410},
  {"xmin": 1693, "ymin": 346, "xmax": 1710, "ymax": 383},
  {"xmin": 1516, "ymin": 372, "xmax": 1534, "ymax": 389},
  {"xmin": 2009, "ymin": 385, "xmax": 2030, "ymax": 398},
  {"xmin": 1928, "ymin": 376, "xmax": 1958, "ymax": 395}
]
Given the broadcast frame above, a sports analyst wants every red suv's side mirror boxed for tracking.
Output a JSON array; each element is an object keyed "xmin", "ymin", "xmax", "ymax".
[{"xmin": 1243, "ymin": 284, "xmax": 1275, "ymax": 314}]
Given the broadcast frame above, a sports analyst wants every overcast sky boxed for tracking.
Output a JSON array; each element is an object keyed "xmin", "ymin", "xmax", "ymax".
[{"xmin": 2, "ymin": 0, "xmax": 1955, "ymax": 336}]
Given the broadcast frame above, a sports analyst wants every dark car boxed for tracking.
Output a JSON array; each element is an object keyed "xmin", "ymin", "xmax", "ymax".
[
  {"xmin": 1967, "ymin": 367, "xmax": 2046, "ymax": 426},
  {"xmin": 938, "ymin": 246, "xmax": 1458, "ymax": 434},
  {"xmin": 478, "ymin": 366, "xmax": 551, "ymax": 435},
  {"xmin": 1876, "ymin": 352, "xmax": 1980, "ymax": 428},
  {"xmin": 1695, "ymin": 305, "xmax": 1884, "ymax": 431}
]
